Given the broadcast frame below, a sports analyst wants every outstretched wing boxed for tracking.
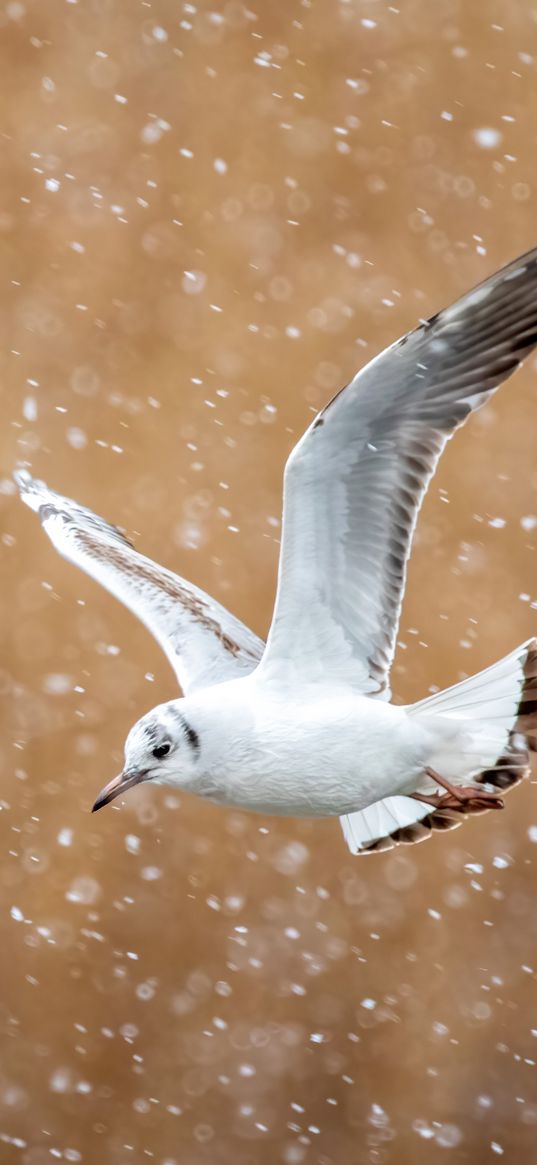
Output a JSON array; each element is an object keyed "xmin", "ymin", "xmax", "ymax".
[
  {"xmin": 15, "ymin": 472, "xmax": 264, "ymax": 694},
  {"xmin": 259, "ymin": 247, "xmax": 537, "ymax": 696}
]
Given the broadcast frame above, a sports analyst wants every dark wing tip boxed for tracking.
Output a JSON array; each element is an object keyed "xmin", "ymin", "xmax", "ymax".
[
  {"xmin": 14, "ymin": 469, "xmax": 136, "ymax": 550},
  {"xmin": 429, "ymin": 245, "xmax": 537, "ymax": 354},
  {"xmin": 13, "ymin": 469, "xmax": 53, "ymax": 520}
]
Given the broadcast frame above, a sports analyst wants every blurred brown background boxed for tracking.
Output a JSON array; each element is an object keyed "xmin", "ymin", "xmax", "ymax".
[{"xmin": 1, "ymin": 1, "xmax": 537, "ymax": 1163}]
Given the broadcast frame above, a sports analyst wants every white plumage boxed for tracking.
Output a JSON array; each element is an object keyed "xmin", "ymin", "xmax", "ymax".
[{"xmin": 15, "ymin": 248, "xmax": 537, "ymax": 853}]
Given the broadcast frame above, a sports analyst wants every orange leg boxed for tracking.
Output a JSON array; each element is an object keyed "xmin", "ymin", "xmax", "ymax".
[{"xmin": 410, "ymin": 767, "xmax": 504, "ymax": 812}]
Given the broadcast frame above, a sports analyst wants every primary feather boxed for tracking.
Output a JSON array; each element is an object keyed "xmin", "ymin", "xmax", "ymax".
[
  {"xmin": 260, "ymin": 247, "xmax": 537, "ymax": 696},
  {"xmin": 14, "ymin": 471, "xmax": 264, "ymax": 694}
]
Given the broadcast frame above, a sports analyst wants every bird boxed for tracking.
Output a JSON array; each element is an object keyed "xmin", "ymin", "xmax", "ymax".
[{"xmin": 14, "ymin": 247, "xmax": 537, "ymax": 855}]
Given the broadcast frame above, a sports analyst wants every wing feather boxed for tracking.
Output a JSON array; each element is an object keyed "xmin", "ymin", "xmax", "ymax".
[
  {"xmin": 15, "ymin": 472, "xmax": 263, "ymax": 694},
  {"xmin": 259, "ymin": 247, "xmax": 537, "ymax": 694}
]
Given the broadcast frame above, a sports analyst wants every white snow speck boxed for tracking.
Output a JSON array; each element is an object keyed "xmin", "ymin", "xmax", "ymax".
[
  {"xmin": 66, "ymin": 876, "xmax": 100, "ymax": 905},
  {"xmin": 182, "ymin": 270, "xmax": 206, "ymax": 295},
  {"xmin": 43, "ymin": 673, "xmax": 72, "ymax": 695},
  {"xmin": 23, "ymin": 396, "xmax": 37, "ymax": 422},
  {"xmin": 67, "ymin": 427, "xmax": 88, "ymax": 450},
  {"xmin": 435, "ymin": 1125, "xmax": 462, "ymax": 1149},
  {"xmin": 50, "ymin": 1068, "xmax": 71, "ymax": 1093},
  {"xmin": 141, "ymin": 122, "xmax": 164, "ymax": 145},
  {"xmin": 413, "ymin": 1120, "xmax": 435, "ymax": 1140},
  {"xmin": 6, "ymin": 2, "xmax": 26, "ymax": 19},
  {"xmin": 473, "ymin": 127, "xmax": 503, "ymax": 149},
  {"xmin": 346, "ymin": 78, "xmax": 370, "ymax": 94}
]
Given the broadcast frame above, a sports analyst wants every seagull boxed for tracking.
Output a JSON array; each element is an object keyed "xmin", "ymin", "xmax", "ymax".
[{"xmin": 15, "ymin": 248, "xmax": 537, "ymax": 854}]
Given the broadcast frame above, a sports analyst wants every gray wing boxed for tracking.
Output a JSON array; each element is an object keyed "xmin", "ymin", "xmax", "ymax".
[
  {"xmin": 259, "ymin": 247, "xmax": 537, "ymax": 695},
  {"xmin": 15, "ymin": 472, "xmax": 264, "ymax": 694}
]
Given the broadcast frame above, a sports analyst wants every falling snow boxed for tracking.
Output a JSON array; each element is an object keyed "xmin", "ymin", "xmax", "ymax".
[{"xmin": 2, "ymin": 2, "xmax": 537, "ymax": 1163}]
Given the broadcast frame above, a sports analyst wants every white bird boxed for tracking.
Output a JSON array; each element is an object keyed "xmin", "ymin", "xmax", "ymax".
[{"xmin": 15, "ymin": 248, "xmax": 537, "ymax": 854}]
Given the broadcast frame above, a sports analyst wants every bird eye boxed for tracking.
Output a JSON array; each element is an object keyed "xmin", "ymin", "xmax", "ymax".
[{"xmin": 152, "ymin": 742, "xmax": 171, "ymax": 760}]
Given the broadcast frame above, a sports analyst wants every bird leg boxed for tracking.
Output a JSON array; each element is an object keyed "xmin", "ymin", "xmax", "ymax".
[
  {"xmin": 409, "ymin": 791, "xmax": 443, "ymax": 808},
  {"xmin": 411, "ymin": 767, "xmax": 505, "ymax": 812}
]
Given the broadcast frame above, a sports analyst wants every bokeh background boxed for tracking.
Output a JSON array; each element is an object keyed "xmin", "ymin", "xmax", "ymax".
[{"xmin": 1, "ymin": 1, "xmax": 537, "ymax": 1162}]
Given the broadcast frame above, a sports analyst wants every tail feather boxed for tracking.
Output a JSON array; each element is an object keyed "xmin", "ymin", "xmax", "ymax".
[
  {"xmin": 413, "ymin": 637, "xmax": 537, "ymax": 791},
  {"xmin": 340, "ymin": 796, "xmax": 462, "ymax": 856},
  {"xmin": 413, "ymin": 640, "xmax": 537, "ymax": 721},
  {"xmin": 474, "ymin": 639, "xmax": 537, "ymax": 792},
  {"xmin": 341, "ymin": 639, "xmax": 537, "ymax": 855}
]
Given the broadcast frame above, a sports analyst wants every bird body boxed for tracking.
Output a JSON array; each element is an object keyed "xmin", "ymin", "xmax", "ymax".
[
  {"xmin": 149, "ymin": 679, "xmax": 426, "ymax": 817},
  {"xmin": 15, "ymin": 246, "xmax": 537, "ymax": 853}
]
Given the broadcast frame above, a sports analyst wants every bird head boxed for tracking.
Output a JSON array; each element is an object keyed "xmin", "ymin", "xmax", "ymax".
[{"xmin": 92, "ymin": 700, "xmax": 200, "ymax": 811}]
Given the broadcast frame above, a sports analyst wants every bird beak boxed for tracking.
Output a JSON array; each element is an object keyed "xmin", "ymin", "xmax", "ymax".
[{"xmin": 92, "ymin": 769, "xmax": 147, "ymax": 812}]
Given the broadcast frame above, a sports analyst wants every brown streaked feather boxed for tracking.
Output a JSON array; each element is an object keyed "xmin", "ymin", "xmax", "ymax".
[
  {"xmin": 15, "ymin": 471, "xmax": 265, "ymax": 694},
  {"xmin": 75, "ymin": 531, "xmax": 245, "ymax": 658}
]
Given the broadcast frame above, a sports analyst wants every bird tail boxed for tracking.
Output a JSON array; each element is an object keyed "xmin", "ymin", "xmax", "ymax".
[{"xmin": 340, "ymin": 639, "xmax": 537, "ymax": 855}]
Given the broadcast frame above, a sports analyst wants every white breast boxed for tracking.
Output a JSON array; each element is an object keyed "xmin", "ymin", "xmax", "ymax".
[{"xmin": 191, "ymin": 676, "xmax": 429, "ymax": 818}]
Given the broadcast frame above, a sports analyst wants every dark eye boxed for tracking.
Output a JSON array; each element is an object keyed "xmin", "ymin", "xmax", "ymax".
[{"xmin": 152, "ymin": 742, "xmax": 171, "ymax": 760}]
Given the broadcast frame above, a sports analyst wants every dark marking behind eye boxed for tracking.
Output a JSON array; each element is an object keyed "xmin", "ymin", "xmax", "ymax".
[
  {"xmin": 168, "ymin": 707, "xmax": 200, "ymax": 754},
  {"xmin": 183, "ymin": 720, "xmax": 200, "ymax": 752}
]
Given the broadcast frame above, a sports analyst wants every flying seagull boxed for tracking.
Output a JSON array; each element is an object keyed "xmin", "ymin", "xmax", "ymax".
[{"xmin": 15, "ymin": 248, "xmax": 537, "ymax": 854}]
